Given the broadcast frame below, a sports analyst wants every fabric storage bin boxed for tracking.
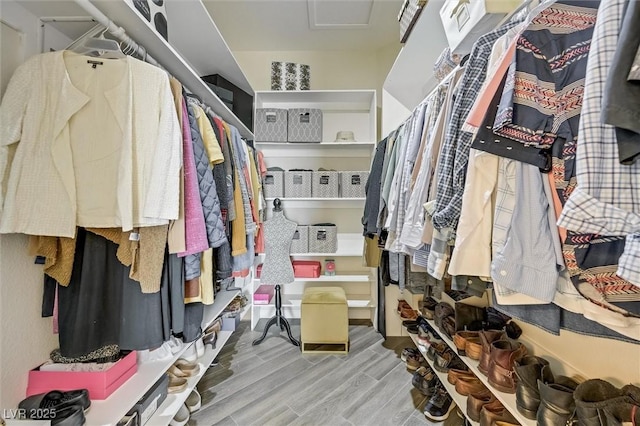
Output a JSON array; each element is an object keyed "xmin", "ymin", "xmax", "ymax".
[
  {"xmin": 340, "ymin": 171, "xmax": 369, "ymax": 198},
  {"xmin": 398, "ymin": 0, "xmax": 428, "ymax": 43},
  {"xmin": 308, "ymin": 224, "xmax": 338, "ymax": 253},
  {"xmin": 312, "ymin": 171, "xmax": 339, "ymax": 198},
  {"xmin": 263, "ymin": 169, "xmax": 284, "ymax": 198},
  {"xmin": 287, "ymin": 108, "xmax": 323, "ymax": 143},
  {"xmin": 440, "ymin": 0, "xmax": 521, "ymax": 54},
  {"xmin": 255, "ymin": 108, "xmax": 288, "ymax": 142},
  {"xmin": 290, "ymin": 225, "xmax": 309, "ymax": 254},
  {"xmin": 284, "ymin": 170, "xmax": 312, "ymax": 198},
  {"xmin": 292, "ymin": 260, "xmax": 322, "ymax": 278}
]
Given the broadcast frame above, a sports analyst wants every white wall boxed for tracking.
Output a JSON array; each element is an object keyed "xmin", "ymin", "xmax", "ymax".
[
  {"xmin": 0, "ymin": 0, "xmax": 72, "ymax": 409},
  {"xmin": 234, "ymin": 44, "xmax": 400, "ymax": 140}
]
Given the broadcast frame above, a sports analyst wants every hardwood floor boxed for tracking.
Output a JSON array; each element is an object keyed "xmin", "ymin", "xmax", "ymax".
[{"xmin": 188, "ymin": 320, "xmax": 443, "ymax": 426}]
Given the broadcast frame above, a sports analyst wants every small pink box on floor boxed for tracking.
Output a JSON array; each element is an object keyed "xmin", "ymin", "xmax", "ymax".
[
  {"xmin": 26, "ymin": 351, "xmax": 137, "ymax": 400},
  {"xmin": 253, "ymin": 285, "xmax": 275, "ymax": 304}
]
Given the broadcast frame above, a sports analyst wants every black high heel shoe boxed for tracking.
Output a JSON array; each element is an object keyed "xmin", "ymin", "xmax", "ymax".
[{"xmin": 203, "ymin": 331, "xmax": 217, "ymax": 349}]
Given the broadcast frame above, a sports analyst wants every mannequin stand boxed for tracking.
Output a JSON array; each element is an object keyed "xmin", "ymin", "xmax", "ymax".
[{"xmin": 252, "ymin": 284, "xmax": 300, "ymax": 347}]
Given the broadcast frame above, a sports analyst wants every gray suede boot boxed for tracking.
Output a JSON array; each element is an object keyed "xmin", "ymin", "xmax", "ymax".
[{"xmin": 573, "ymin": 379, "xmax": 640, "ymax": 426}]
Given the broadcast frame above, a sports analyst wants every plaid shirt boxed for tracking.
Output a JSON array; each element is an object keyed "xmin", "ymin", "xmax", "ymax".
[
  {"xmin": 558, "ymin": 0, "xmax": 640, "ymax": 292},
  {"xmin": 431, "ymin": 18, "xmax": 523, "ymax": 232}
]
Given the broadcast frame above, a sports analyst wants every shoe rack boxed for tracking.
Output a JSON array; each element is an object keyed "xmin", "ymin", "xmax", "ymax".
[
  {"xmin": 407, "ymin": 321, "xmax": 536, "ymax": 426},
  {"xmin": 79, "ymin": 289, "xmax": 240, "ymax": 426},
  {"xmin": 397, "ymin": 293, "xmax": 536, "ymax": 425}
]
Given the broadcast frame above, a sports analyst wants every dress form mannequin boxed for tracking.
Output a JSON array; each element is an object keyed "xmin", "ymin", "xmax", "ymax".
[{"xmin": 252, "ymin": 198, "xmax": 300, "ymax": 346}]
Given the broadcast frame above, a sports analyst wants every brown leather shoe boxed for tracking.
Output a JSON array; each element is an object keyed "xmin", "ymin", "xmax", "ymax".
[
  {"xmin": 467, "ymin": 391, "xmax": 500, "ymax": 422},
  {"xmin": 487, "ymin": 340, "xmax": 528, "ymax": 394},
  {"xmin": 426, "ymin": 341, "xmax": 448, "ymax": 361},
  {"xmin": 479, "ymin": 404, "xmax": 519, "ymax": 426},
  {"xmin": 478, "ymin": 330, "xmax": 505, "ymax": 376},
  {"xmin": 447, "ymin": 368, "xmax": 474, "ymax": 385},
  {"xmin": 466, "ymin": 337, "xmax": 482, "ymax": 360},
  {"xmin": 453, "ymin": 331, "xmax": 479, "ymax": 356},
  {"xmin": 454, "ymin": 375, "xmax": 488, "ymax": 396},
  {"xmin": 495, "ymin": 421, "xmax": 521, "ymax": 426}
]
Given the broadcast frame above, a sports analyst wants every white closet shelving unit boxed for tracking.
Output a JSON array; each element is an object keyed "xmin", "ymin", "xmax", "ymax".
[
  {"xmin": 251, "ymin": 89, "xmax": 377, "ymax": 331},
  {"xmin": 9, "ymin": 0, "xmax": 254, "ymax": 423}
]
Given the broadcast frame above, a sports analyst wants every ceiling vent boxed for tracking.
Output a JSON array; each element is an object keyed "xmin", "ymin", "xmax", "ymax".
[{"xmin": 307, "ymin": 0, "xmax": 374, "ymax": 29}]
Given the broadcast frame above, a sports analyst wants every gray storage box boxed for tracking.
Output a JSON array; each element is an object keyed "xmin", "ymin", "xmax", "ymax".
[
  {"xmin": 263, "ymin": 169, "xmax": 284, "ymax": 198},
  {"xmin": 340, "ymin": 171, "xmax": 369, "ymax": 198},
  {"xmin": 287, "ymin": 108, "xmax": 322, "ymax": 143},
  {"xmin": 312, "ymin": 171, "xmax": 340, "ymax": 198},
  {"xmin": 284, "ymin": 170, "xmax": 312, "ymax": 198},
  {"xmin": 290, "ymin": 225, "xmax": 309, "ymax": 254},
  {"xmin": 255, "ymin": 108, "xmax": 288, "ymax": 142},
  {"xmin": 308, "ymin": 224, "xmax": 338, "ymax": 253}
]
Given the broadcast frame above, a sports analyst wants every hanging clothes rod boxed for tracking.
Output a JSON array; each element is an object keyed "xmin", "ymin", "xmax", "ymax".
[{"xmin": 72, "ymin": 0, "xmax": 159, "ymax": 67}]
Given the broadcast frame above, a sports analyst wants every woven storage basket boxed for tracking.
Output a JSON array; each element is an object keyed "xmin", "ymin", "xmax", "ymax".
[
  {"xmin": 340, "ymin": 171, "xmax": 369, "ymax": 198},
  {"xmin": 263, "ymin": 170, "xmax": 284, "ymax": 198},
  {"xmin": 284, "ymin": 171, "xmax": 312, "ymax": 198},
  {"xmin": 290, "ymin": 225, "xmax": 309, "ymax": 254},
  {"xmin": 308, "ymin": 224, "xmax": 338, "ymax": 253},
  {"xmin": 312, "ymin": 171, "xmax": 340, "ymax": 198}
]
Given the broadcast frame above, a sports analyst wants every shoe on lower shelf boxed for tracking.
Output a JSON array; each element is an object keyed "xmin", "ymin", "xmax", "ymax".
[
  {"xmin": 185, "ymin": 389, "xmax": 201, "ymax": 413},
  {"xmin": 169, "ymin": 404, "xmax": 190, "ymax": 426},
  {"xmin": 424, "ymin": 381, "xmax": 457, "ymax": 422},
  {"xmin": 405, "ymin": 352, "xmax": 423, "ymax": 371},
  {"xmin": 401, "ymin": 347, "xmax": 420, "ymax": 362},
  {"xmin": 412, "ymin": 366, "xmax": 438, "ymax": 397},
  {"xmin": 167, "ymin": 375, "xmax": 188, "ymax": 394}
]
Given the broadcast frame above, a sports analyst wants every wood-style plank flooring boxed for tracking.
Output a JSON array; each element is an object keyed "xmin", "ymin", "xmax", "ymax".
[{"xmin": 188, "ymin": 320, "xmax": 453, "ymax": 426}]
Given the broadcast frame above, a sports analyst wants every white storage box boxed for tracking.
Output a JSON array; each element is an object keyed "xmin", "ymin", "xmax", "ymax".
[
  {"xmin": 255, "ymin": 108, "xmax": 288, "ymax": 142},
  {"xmin": 284, "ymin": 170, "xmax": 312, "ymax": 198},
  {"xmin": 439, "ymin": 0, "xmax": 520, "ymax": 54},
  {"xmin": 290, "ymin": 225, "xmax": 309, "ymax": 254},
  {"xmin": 287, "ymin": 108, "xmax": 323, "ymax": 143},
  {"xmin": 340, "ymin": 171, "xmax": 369, "ymax": 198},
  {"xmin": 263, "ymin": 169, "xmax": 284, "ymax": 198},
  {"xmin": 308, "ymin": 224, "xmax": 338, "ymax": 253},
  {"xmin": 312, "ymin": 171, "xmax": 340, "ymax": 198}
]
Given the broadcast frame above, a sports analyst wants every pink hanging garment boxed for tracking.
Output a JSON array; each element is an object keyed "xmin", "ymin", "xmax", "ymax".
[{"xmin": 178, "ymin": 99, "xmax": 209, "ymax": 257}]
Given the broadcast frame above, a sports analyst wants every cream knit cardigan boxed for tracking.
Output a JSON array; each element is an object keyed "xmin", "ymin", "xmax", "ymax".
[{"xmin": 0, "ymin": 51, "xmax": 182, "ymax": 237}]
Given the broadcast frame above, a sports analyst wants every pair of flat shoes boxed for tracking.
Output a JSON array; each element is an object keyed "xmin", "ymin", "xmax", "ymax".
[{"xmin": 19, "ymin": 389, "xmax": 90, "ymax": 425}]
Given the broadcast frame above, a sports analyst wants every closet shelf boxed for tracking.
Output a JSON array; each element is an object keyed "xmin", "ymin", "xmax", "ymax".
[
  {"xmin": 256, "ymin": 142, "xmax": 376, "ymax": 158},
  {"xmin": 84, "ymin": 289, "xmax": 239, "ymax": 426},
  {"xmin": 423, "ymin": 318, "xmax": 536, "ymax": 426},
  {"xmin": 254, "ymin": 295, "xmax": 373, "ymax": 309},
  {"xmin": 256, "ymin": 233, "xmax": 365, "ymax": 257},
  {"xmin": 408, "ymin": 332, "xmax": 480, "ymax": 426},
  {"xmin": 265, "ymin": 197, "xmax": 365, "ymax": 208},
  {"xmin": 89, "ymin": 0, "xmax": 254, "ymax": 139},
  {"xmin": 146, "ymin": 330, "xmax": 234, "ymax": 426},
  {"xmin": 253, "ymin": 273, "xmax": 371, "ymax": 283},
  {"xmin": 255, "ymin": 90, "xmax": 375, "ymax": 110},
  {"xmin": 256, "ymin": 141, "xmax": 376, "ymax": 147}
]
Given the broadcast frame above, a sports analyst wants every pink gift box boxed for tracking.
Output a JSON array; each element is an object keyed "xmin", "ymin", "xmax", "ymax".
[
  {"xmin": 253, "ymin": 285, "xmax": 275, "ymax": 305},
  {"xmin": 26, "ymin": 351, "xmax": 137, "ymax": 400}
]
